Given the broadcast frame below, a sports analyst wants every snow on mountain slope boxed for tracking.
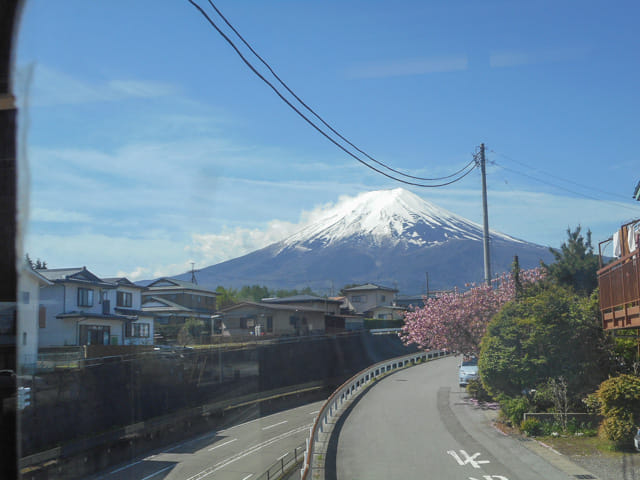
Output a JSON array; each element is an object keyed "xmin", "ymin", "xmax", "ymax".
[{"xmin": 278, "ymin": 188, "xmax": 523, "ymax": 251}]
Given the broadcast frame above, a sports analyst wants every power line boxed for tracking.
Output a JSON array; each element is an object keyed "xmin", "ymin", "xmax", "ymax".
[
  {"xmin": 187, "ymin": 0, "xmax": 476, "ymax": 187},
  {"xmin": 206, "ymin": 0, "xmax": 473, "ymax": 182},
  {"xmin": 491, "ymin": 160, "xmax": 640, "ymax": 213},
  {"xmin": 490, "ymin": 149, "xmax": 633, "ymax": 202}
]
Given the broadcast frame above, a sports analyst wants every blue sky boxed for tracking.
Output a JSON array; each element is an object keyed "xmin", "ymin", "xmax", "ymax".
[{"xmin": 15, "ymin": 0, "xmax": 640, "ymax": 282}]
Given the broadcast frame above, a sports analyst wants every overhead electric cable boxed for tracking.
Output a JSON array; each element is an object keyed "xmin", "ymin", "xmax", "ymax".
[
  {"xmin": 492, "ymin": 161, "xmax": 640, "ymax": 213},
  {"xmin": 490, "ymin": 149, "xmax": 632, "ymax": 202},
  {"xmin": 205, "ymin": 0, "xmax": 473, "ymax": 182},
  {"xmin": 187, "ymin": 0, "xmax": 476, "ymax": 187}
]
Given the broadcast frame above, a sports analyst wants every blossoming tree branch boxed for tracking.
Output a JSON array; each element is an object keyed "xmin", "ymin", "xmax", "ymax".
[{"xmin": 401, "ymin": 267, "xmax": 545, "ymax": 355}]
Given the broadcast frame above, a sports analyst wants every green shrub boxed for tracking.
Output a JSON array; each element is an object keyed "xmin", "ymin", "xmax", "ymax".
[
  {"xmin": 598, "ymin": 413, "xmax": 637, "ymax": 448},
  {"xmin": 466, "ymin": 378, "xmax": 493, "ymax": 402},
  {"xmin": 500, "ymin": 396, "xmax": 531, "ymax": 426},
  {"xmin": 520, "ymin": 418, "xmax": 542, "ymax": 436},
  {"xmin": 596, "ymin": 374, "xmax": 640, "ymax": 419}
]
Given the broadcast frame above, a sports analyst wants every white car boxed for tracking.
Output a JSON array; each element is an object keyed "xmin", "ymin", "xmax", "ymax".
[
  {"xmin": 459, "ymin": 357, "xmax": 479, "ymax": 387},
  {"xmin": 634, "ymin": 428, "xmax": 640, "ymax": 452}
]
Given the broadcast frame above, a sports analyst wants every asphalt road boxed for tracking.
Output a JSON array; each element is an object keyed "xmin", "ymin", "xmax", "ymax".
[
  {"xmin": 93, "ymin": 400, "xmax": 323, "ymax": 480},
  {"xmin": 334, "ymin": 356, "xmax": 573, "ymax": 480}
]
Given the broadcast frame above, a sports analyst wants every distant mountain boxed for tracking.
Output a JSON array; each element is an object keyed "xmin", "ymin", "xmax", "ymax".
[{"xmin": 173, "ymin": 188, "xmax": 553, "ymax": 294}]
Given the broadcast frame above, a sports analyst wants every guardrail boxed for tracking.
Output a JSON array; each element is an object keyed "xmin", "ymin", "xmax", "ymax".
[
  {"xmin": 300, "ymin": 349, "xmax": 448, "ymax": 479},
  {"xmin": 255, "ymin": 442, "xmax": 306, "ymax": 480}
]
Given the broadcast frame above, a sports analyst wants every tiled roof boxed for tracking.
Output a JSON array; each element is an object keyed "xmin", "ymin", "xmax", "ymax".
[
  {"xmin": 262, "ymin": 294, "xmax": 341, "ymax": 304},
  {"xmin": 145, "ymin": 278, "xmax": 219, "ymax": 294},
  {"xmin": 219, "ymin": 301, "xmax": 325, "ymax": 314},
  {"xmin": 342, "ymin": 283, "xmax": 398, "ymax": 293}
]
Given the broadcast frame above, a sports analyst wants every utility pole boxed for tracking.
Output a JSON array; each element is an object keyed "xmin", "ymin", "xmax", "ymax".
[
  {"xmin": 479, "ymin": 143, "xmax": 491, "ymax": 285},
  {"xmin": 425, "ymin": 272, "xmax": 429, "ymax": 299}
]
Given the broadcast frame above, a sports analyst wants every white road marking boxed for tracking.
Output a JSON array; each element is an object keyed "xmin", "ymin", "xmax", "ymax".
[
  {"xmin": 261, "ymin": 420, "xmax": 288, "ymax": 430},
  {"xmin": 308, "ymin": 410, "xmax": 319, "ymax": 415},
  {"xmin": 207, "ymin": 438, "xmax": 237, "ymax": 451},
  {"xmin": 447, "ymin": 450, "xmax": 490, "ymax": 468},
  {"xmin": 109, "ymin": 459, "xmax": 145, "ymax": 474},
  {"xmin": 242, "ymin": 475, "xmax": 253, "ymax": 480},
  {"xmin": 185, "ymin": 424, "xmax": 312, "ymax": 480}
]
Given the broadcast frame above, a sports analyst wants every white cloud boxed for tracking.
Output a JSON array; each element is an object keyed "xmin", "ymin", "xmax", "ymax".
[
  {"xmin": 346, "ymin": 56, "xmax": 468, "ymax": 79},
  {"xmin": 14, "ymin": 64, "xmax": 179, "ymax": 107}
]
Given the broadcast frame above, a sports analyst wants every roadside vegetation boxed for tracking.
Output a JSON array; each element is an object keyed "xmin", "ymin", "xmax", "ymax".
[{"xmin": 402, "ymin": 226, "xmax": 640, "ymax": 451}]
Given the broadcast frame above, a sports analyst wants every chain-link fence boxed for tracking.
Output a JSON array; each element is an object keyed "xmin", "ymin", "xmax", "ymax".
[{"xmin": 255, "ymin": 442, "xmax": 306, "ymax": 480}]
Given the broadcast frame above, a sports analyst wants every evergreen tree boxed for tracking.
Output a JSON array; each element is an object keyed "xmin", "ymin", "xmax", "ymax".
[{"xmin": 542, "ymin": 226, "xmax": 599, "ymax": 295}]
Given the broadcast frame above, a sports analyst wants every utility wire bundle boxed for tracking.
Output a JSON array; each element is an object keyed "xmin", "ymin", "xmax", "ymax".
[{"xmin": 187, "ymin": 0, "xmax": 476, "ymax": 188}]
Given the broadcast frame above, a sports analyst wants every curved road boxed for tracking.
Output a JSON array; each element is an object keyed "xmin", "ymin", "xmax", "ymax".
[{"xmin": 334, "ymin": 356, "xmax": 576, "ymax": 480}]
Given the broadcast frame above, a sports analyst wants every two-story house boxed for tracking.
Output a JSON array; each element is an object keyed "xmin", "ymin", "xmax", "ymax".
[
  {"xmin": 37, "ymin": 267, "xmax": 154, "ymax": 346},
  {"xmin": 141, "ymin": 278, "xmax": 219, "ymax": 328},
  {"xmin": 342, "ymin": 283, "xmax": 399, "ymax": 317}
]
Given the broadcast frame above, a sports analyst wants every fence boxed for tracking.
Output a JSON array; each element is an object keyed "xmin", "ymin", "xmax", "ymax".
[
  {"xmin": 256, "ymin": 442, "xmax": 306, "ymax": 480},
  {"xmin": 300, "ymin": 349, "xmax": 448, "ymax": 479}
]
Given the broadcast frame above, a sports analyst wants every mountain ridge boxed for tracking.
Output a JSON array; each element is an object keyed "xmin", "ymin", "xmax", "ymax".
[{"xmin": 169, "ymin": 188, "xmax": 553, "ymax": 294}]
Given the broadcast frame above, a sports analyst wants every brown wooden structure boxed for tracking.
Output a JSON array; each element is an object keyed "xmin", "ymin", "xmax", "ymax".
[{"xmin": 598, "ymin": 220, "xmax": 640, "ymax": 330}]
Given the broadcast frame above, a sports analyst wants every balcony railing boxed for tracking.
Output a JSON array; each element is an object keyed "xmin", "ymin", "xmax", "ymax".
[{"xmin": 598, "ymin": 248, "xmax": 640, "ymax": 330}]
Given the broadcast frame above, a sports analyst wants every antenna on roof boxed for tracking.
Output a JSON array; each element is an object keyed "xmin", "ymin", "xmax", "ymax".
[{"xmin": 190, "ymin": 262, "xmax": 197, "ymax": 285}]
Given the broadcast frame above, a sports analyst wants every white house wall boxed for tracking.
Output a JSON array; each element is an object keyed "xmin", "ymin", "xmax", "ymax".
[{"xmin": 17, "ymin": 273, "xmax": 40, "ymax": 372}]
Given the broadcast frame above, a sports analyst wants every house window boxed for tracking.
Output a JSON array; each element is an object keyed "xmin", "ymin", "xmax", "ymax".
[
  {"xmin": 22, "ymin": 332, "xmax": 27, "ymax": 345},
  {"xmin": 21, "ymin": 291, "xmax": 30, "ymax": 304},
  {"xmin": 39, "ymin": 305, "xmax": 46, "ymax": 328},
  {"xmin": 127, "ymin": 323, "xmax": 150, "ymax": 338},
  {"xmin": 381, "ymin": 295, "xmax": 386, "ymax": 302},
  {"xmin": 266, "ymin": 316, "xmax": 273, "ymax": 332},
  {"xmin": 79, "ymin": 325, "xmax": 110, "ymax": 345},
  {"xmin": 352, "ymin": 295, "xmax": 367, "ymax": 303},
  {"xmin": 117, "ymin": 291, "xmax": 133, "ymax": 308},
  {"xmin": 77, "ymin": 288, "xmax": 94, "ymax": 307}
]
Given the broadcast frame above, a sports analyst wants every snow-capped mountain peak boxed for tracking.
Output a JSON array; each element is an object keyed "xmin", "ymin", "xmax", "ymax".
[{"xmin": 278, "ymin": 188, "xmax": 521, "ymax": 251}]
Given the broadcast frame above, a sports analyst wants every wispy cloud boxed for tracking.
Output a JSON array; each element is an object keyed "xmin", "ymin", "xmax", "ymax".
[
  {"xmin": 346, "ymin": 56, "xmax": 468, "ymax": 79},
  {"xmin": 489, "ymin": 47, "xmax": 588, "ymax": 68},
  {"xmin": 14, "ymin": 64, "xmax": 179, "ymax": 107}
]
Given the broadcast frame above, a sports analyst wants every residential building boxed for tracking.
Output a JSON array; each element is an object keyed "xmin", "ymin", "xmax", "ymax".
[
  {"xmin": 37, "ymin": 267, "xmax": 153, "ymax": 346},
  {"xmin": 141, "ymin": 278, "xmax": 218, "ymax": 327},
  {"xmin": 17, "ymin": 264, "xmax": 52, "ymax": 372},
  {"xmin": 219, "ymin": 301, "xmax": 326, "ymax": 336},
  {"xmin": 598, "ymin": 218, "xmax": 640, "ymax": 330},
  {"xmin": 342, "ymin": 283, "xmax": 398, "ymax": 316}
]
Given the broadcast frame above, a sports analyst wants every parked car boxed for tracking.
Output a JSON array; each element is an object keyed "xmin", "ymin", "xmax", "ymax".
[
  {"xmin": 634, "ymin": 427, "xmax": 640, "ymax": 452},
  {"xmin": 458, "ymin": 356, "xmax": 479, "ymax": 388}
]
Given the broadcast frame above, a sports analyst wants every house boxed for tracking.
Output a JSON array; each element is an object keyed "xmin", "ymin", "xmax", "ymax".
[
  {"xmin": 341, "ymin": 283, "xmax": 398, "ymax": 316},
  {"xmin": 37, "ymin": 267, "xmax": 154, "ymax": 346},
  {"xmin": 597, "ymin": 218, "xmax": 640, "ymax": 330},
  {"xmin": 16, "ymin": 264, "xmax": 52, "ymax": 372},
  {"xmin": 366, "ymin": 304, "xmax": 406, "ymax": 321},
  {"xmin": 102, "ymin": 277, "xmax": 154, "ymax": 345},
  {"xmin": 218, "ymin": 301, "xmax": 326, "ymax": 336},
  {"xmin": 262, "ymin": 294, "xmax": 345, "ymax": 333},
  {"xmin": 141, "ymin": 278, "xmax": 218, "ymax": 327}
]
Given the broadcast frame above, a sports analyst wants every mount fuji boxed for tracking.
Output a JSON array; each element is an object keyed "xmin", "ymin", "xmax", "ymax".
[{"xmin": 174, "ymin": 188, "xmax": 553, "ymax": 294}]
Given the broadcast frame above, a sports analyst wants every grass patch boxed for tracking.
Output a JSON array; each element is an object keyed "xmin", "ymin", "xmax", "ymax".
[{"xmin": 538, "ymin": 434, "xmax": 633, "ymax": 457}]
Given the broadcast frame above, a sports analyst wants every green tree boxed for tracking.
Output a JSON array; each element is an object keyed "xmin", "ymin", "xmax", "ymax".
[
  {"xmin": 479, "ymin": 286, "xmax": 612, "ymax": 401},
  {"xmin": 238, "ymin": 285, "xmax": 271, "ymax": 302},
  {"xmin": 177, "ymin": 318, "xmax": 205, "ymax": 346},
  {"xmin": 542, "ymin": 226, "xmax": 599, "ymax": 295},
  {"xmin": 215, "ymin": 286, "xmax": 239, "ymax": 308}
]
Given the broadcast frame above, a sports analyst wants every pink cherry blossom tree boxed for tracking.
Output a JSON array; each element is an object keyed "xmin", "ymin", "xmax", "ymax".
[{"xmin": 401, "ymin": 267, "xmax": 545, "ymax": 355}]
